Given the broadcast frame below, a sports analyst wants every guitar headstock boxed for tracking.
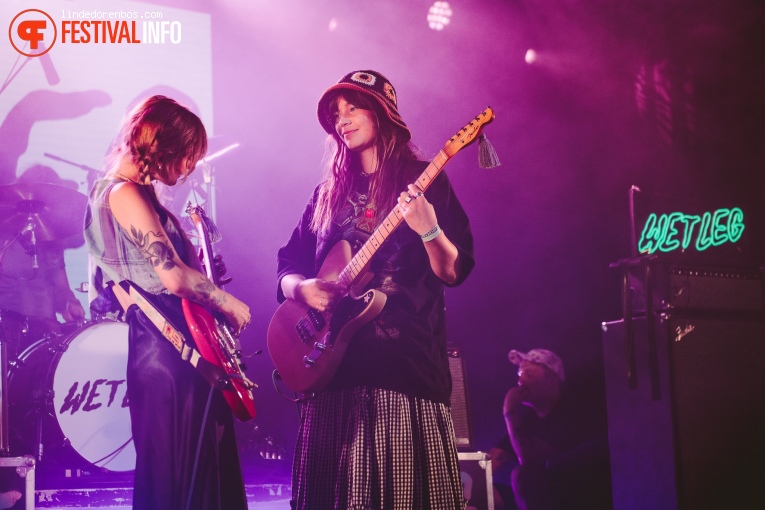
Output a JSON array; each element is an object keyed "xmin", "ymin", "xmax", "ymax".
[
  {"xmin": 442, "ymin": 107, "xmax": 495, "ymax": 158},
  {"xmin": 185, "ymin": 201, "xmax": 204, "ymax": 219},
  {"xmin": 185, "ymin": 201, "xmax": 222, "ymax": 244}
]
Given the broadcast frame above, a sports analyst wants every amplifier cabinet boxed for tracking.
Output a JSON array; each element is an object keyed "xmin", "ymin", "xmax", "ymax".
[
  {"xmin": 448, "ymin": 345, "xmax": 473, "ymax": 451},
  {"xmin": 602, "ymin": 316, "xmax": 765, "ymax": 510},
  {"xmin": 628, "ymin": 263, "xmax": 764, "ymax": 314}
]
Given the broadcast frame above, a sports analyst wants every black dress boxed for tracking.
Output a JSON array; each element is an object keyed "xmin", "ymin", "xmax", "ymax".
[
  {"xmin": 126, "ymin": 294, "xmax": 247, "ymax": 510},
  {"xmin": 84, "ymin": 180, "xmax": 247, "ymax": 510}
]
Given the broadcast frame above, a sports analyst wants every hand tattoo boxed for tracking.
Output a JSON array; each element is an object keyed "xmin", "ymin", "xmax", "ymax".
[{"xmin": 130, "ymin": 226, "xmax": 177, "ymax": 271}]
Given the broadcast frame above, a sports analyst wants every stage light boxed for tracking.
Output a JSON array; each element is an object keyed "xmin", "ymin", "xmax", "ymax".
[
  {"xmin": 525, "ymin": 49, "xmax": 538, "ymax": 64},
  {"xmin": 328, "ymin": 17, "xmax": 338, "ymax": 32},
  {"xmin": 427, "ymin": 1, "xmax": 452, "ymax": 31}
]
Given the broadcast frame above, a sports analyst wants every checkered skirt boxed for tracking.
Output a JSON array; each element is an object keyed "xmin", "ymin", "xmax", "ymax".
[{"xmin": 291, "ymin": 387, "xmax": 466, "ymax": 510}]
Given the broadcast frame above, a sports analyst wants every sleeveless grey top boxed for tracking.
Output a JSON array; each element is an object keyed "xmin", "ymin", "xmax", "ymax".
[{"xmin": 84, "ymin": 179, "xmax": 190, "ymax": 301}]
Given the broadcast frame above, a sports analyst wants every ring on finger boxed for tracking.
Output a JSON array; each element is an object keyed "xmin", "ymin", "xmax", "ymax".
[
  {"xmin": 415, "ymin": 191, "xmax": 423, "ymax": 197},
  {"xmin": 404, "ymin": 196, "xmax": 413, "ymax": 203}
]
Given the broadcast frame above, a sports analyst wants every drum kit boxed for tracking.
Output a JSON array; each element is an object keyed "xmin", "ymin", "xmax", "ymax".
[{"xmin": 0, "ymin": 180, "xmax": 136, "ymax": 476}]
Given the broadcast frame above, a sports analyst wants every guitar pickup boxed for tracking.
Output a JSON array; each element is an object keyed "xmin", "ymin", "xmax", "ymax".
[
  {"xmin": 296, "ymin": 309, "xmax": 328, "ymax": 344},
  {"xmin": 295, "ymin": 321, "xmax": 313, "ymax": 343},
  {"xmin": 307, "ymin": 308, "xmax": 326, "ymax": 330}
]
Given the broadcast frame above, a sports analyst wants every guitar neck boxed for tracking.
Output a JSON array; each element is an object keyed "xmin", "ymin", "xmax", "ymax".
[
  {"xmin": 336, "ymin": 150, "xmax": 450, "ymax": 289},
  {"xmin": 332, "ymin": 106, "xmax": 495, "ymax": 290},
  {"xmin": 187, "ymin": 204, "xmax": 219, "ymax": 286}
]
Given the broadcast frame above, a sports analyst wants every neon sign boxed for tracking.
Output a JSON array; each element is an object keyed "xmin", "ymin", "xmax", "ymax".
[{"xmin": 638, "ymin": 207, "xmax": 745, "ymax": 254}]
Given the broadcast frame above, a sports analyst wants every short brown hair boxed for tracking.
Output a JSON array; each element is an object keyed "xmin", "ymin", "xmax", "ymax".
[{"xmin": 114, "ymin": 95, "xmax": 207, "ymax": 182}]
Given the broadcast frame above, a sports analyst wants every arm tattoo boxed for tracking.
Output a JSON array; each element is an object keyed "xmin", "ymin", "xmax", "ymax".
[
  {"xmin": 193, "ymin": 276, "xmax": 227, "ymax": 308},
  {"xmin": 130, "ymin": 226, "xmax": 177, "ymax": 271},
  {"xmin": 129, "ymin": 226, "xmax": 227, "ymax": 310},
  {"xmin": 176, "ymin": 275, "xmax": 227, "ymax": 310}
]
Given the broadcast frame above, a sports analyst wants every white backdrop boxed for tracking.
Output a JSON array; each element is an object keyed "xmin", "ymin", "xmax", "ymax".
[{"xmin": 1, "ymin": 0, "xmax": 214, "ymax": 316}]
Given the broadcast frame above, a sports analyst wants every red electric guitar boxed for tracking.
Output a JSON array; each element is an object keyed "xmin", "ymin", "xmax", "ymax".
[
  {"xmin": 182, "ymin": 203, "xmax": 256, "ymax": 421},
  {"xmin": 267, "ymin": 107, "xmax": 495, "ymax": 393}
]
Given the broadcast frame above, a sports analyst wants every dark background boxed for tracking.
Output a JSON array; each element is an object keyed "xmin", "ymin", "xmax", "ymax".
[{"xmin": 58, "ymin": 0, "xmax": 765, "ymax": 472}]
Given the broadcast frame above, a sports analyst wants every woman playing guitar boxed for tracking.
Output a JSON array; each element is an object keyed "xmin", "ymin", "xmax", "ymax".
[
  {"xmin": 275, "ymin": 70, "xmax": 475, "ymax": 509},
  {"xmin": 84, "ymin": 96, "xmax": 249, "ymax": 510}
]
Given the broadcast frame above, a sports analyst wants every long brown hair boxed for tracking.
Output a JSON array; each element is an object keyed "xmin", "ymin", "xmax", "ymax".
[
  {"xmin": 108, "ymin": 95, "xmax": 207, "ymax": 183},
  {"xmin": 311, "ymin": 90, "xmax": 419, "ymax": 233}
]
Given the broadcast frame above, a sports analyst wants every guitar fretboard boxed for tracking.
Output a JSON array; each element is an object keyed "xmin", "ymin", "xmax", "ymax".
[{"xmin": 336, "ymin": 150, "xmax": 450, "ymax": 290}]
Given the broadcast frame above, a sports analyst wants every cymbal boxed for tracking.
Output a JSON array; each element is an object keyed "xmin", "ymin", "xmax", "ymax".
[{"xmin": 0, "ymin": 182, "xmax": 87, "ymax": 243}]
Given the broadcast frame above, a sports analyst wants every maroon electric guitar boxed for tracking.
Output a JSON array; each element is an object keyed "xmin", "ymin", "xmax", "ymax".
[
  {"xmin": 182, "ymin": 203, "xmax": 256, "ymax": 421},
  {"xmin": 267, "ymin": 107, "xmax": 495, "ymax": 393}
]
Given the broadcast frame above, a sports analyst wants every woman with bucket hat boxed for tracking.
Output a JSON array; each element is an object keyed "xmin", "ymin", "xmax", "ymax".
[{"xmin": 275, "ymin": 70, "xmax": 475, "ymax": 509}]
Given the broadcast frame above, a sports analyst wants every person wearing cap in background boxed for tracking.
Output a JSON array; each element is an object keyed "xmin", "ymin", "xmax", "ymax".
[
  {"xmin": 275, "ymin": 70, "xmax": 475, "ymax": 509},
  {"xmin": 488, "ymin": 348, "xmax": 611, "ymax": 510}
]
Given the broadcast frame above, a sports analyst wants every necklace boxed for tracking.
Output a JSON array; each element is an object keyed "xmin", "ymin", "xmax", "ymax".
[{"xmin": 114, "ymin": 171, "xmax": 142, "ymax": 184}]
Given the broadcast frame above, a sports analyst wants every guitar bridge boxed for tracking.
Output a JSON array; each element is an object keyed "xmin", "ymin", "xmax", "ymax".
[{"xmin": 303, "ymin": 340, "xmax": 328, "ymax": 367}]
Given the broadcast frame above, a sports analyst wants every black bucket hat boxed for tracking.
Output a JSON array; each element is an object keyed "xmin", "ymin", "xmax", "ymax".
[{"xmin": 317, "ymin": 70, "xmax": 411, "ymax": 142}]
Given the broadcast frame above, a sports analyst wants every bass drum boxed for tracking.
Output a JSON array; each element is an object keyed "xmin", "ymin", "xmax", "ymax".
[{"xmin": 9, "ymin": 320, "xmax": 136, "ymax": 472}]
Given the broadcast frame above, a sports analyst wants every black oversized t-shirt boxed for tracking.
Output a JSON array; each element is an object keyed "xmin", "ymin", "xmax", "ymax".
[{"xmin": 276, "ymin": 162, "xmax": 474, "ymax": 404}]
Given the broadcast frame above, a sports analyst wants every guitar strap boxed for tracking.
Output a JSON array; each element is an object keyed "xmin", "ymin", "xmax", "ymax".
[{"xmin": 112, "ymin": 280, "xmax": 229, "ymax": 390}]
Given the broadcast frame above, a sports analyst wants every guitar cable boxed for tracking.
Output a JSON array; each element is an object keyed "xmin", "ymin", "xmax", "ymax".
[
  {"xmin": 271, "ymin": 369, "xmax": 314, "ymax": 403},
  {"xmin": 185, "ymin": 385, "xmax": 215, "ymax": 510},
  {"xmin": 89, "ymin": 437, "xmax": 133, "ymax": 467}
]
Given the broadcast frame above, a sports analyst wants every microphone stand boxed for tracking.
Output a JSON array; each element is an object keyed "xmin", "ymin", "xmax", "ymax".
[
  {"xmin": 0, "ymin": 217, "xmax": 40, "ymax": 455},
  {"xmin": 194, "ymin": 142, "xmax": 238, "ymax": 225},
  {"xmin": 25, "ymin": 214, "xmax": 38, "ymax": 270},
  {"xmin": 0, "ymin": 216, "xmax": 40, "ymax": 273},
  {"xmin": 43, "ymin": 152, "xmax": 101, "ymax": 191}
]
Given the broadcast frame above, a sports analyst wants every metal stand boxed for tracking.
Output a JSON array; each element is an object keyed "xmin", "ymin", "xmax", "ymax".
[
  {"xmin": 1, "ymin": 273, "xmax": 40, "ymax": 509},
  {"xmin": 1, "ymin": 320, "xmax": 37, "ymax": 510},
  {"xmin": 609, "ymin": 254, "xmax": 662, "ymax": 400},
  {"xmin": 0, "ymin": 338, "xmax": 8, "ymax": 454}
]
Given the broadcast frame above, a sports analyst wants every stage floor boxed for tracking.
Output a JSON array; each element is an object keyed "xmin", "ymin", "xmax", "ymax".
[
  {"xmin": 34, "ymin": 484, "xmax": 292, "ymax": 509},
  {"xmin": 4, "ymin": 455, "xmax": 293, "ymax": 509}
]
